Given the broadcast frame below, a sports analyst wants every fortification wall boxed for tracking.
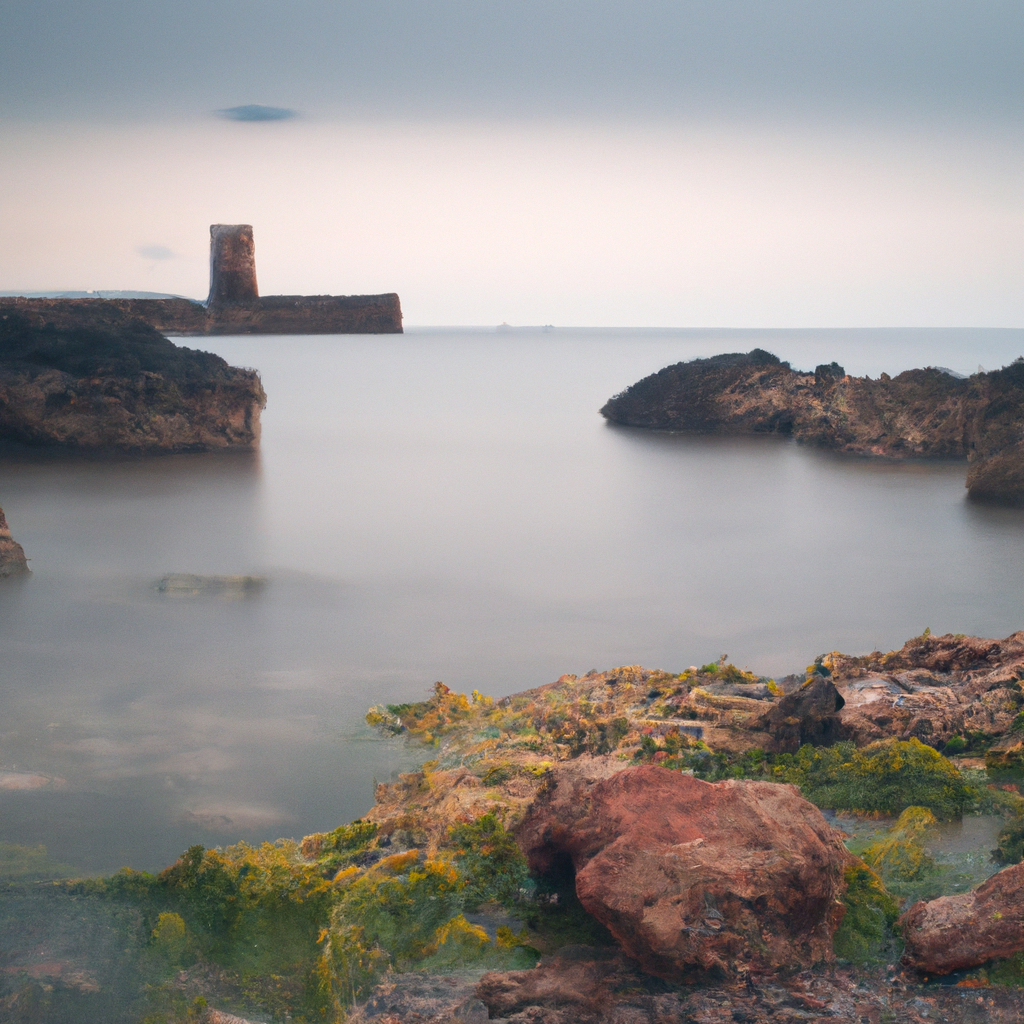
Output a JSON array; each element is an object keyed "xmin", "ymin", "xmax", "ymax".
[
  {"xmin": 1, "ymin": 224, "xmax": 403, "ymax": 335},
  {"xmin": 0, "ymin": 293, "xmax": 403, "ymax": 335}
]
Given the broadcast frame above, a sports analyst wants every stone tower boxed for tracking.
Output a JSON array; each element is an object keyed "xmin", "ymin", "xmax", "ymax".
[{"xmin": 207, "ymin": 224, "xmax": 259, "ymax": 305}]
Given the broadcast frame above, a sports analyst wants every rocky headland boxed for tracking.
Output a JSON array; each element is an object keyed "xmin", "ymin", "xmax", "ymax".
[
  {"xmin": 5, "ymin": 631, "xmax": 1024, "ymax": 1023},
  {"xmin": 0, "ymin": 503, "xmax": 29, "ymax": 575},
  {"xmin": 0, "ymin": 305, "xmax": 266, "ymax": 451},
  {"xmin": 600, "ymin": 350, "xmax": 1024, "ymax": 501}
]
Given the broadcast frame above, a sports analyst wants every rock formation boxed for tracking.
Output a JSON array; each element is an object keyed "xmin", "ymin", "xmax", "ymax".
[
  {"xmin": 755, "ymin": 674, "xmax": 847, "ymax": 752},
  {"xmin": 0, "ymin": 224, "xmax": 403, "ymax": 335},
  {"xmin": 900, "ymin": 861, "xmax": 1024, "ymax": 975},
  {"xmin": 0, "ymin": 308, "xmax": 265, "ymax": 451},
  {"xmin": 0, "ymin": 504, "xmax": 29, "ymax": 576},
  {"xmin": 516, "ymin": 760, "xmax": 853, "ymax": 979},
  {"xmin": 207, "ymin": 224, "xmax": 259, "ymax": 305},
  {"xmin": 825, "ymin": 631, "xmax": 1024, "ymax": 750},
  {"xmin": 600, "ymin": 349, "xmax": 1024, "ymax": 501},
  {"xmin": 348, "ymin": 957, "xmax": 1024, "ymax": 1024}
]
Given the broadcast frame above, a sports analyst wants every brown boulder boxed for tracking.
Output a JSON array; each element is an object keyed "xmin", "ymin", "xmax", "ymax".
[
  {"xmin": 755, "ymin": 674, "xmax": 846, "ymax": 752},
  {"xmin": 517, "ymin": 760, "xmax": 852, "ymax": 979},
  {"xmin": 900, "ymin": 861, "xmax": 1024, "ymax": 974},
  {"xmin": 0, "ymin": 504, "xmax": 29, "ymax": 576}
]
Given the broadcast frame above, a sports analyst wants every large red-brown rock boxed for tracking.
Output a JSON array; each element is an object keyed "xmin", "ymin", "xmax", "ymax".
[
  {"xmin": 517, "ymin": 759, "xmax": 853, "ymax": 979},
  {"xmin": 900, "ymin": 861, "xmax": 1024, "ymax": 975},
  {"xmin": 0, "ymin": 503, "xmax": 29, "ymax": 576}
]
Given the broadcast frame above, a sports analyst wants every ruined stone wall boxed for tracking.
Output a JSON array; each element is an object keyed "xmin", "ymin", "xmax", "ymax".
[{"xmin": 1, "ymin": 293, "xmax": 403, "ymax": 335}]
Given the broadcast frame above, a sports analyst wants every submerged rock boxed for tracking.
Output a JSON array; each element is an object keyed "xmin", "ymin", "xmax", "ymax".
[
  {"xmin": 601, "ymin": 350, "xmax": 1024, "ymax": 502},
  {"xmin": 156, "ymin": 574, "xmax": 266, "ymax": 596},
  {"xmin": 517, "ymin": 760, "xmax": 853, "ymax": 979},
  {"xmin": 900, "ymin": 861, "xmax": 1024, "ymax": 974},
  {"xmin": 0, "ymin": 503, "xmax": 29, "ymax": 576}
]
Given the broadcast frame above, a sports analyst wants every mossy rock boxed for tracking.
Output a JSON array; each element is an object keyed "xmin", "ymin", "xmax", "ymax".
[{"xmin": 833, "ymin": 863, "xmax": 900, "ymax": 964}]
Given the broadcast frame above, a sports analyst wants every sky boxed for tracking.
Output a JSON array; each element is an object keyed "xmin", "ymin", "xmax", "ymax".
[{"xmin": 1, "ymin": 1, "xmax": 1022, "ymax": 326}]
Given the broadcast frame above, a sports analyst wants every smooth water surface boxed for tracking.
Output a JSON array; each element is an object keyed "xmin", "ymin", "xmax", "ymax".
[{"xmin": 2, "ymin": 327, "xmax": 1024, "ymax": 873}]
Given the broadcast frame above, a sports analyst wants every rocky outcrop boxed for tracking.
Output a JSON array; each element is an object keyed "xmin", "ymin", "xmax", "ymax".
[
  {"xmin": 900, "ymin": 861, "xmax": 1024, "ymax": 974},
  {"xmin": 824, "ymin": 631, "xmax": 1024, "ymax": 749},
  {"xmin": 755, "ymin": 675, "xmax": 847, "ymax": 752},
  {"xmin": 600, "ymin": 350, "xmax": 1024, "ymax": 501},
  {"xmin": 517, "ymin": 760, "xmax": 853, "ymax": 980},
  {"xmin": 0, "ymin": 309, "xmax": 265, "ymax": 451},
  {"xmin": 0, "ymin": 504, "xmax": 29, "ymax": 576},
  {"xmin": 350, "ymin": 958, "xmax": 1024, "ymax": 1024}
]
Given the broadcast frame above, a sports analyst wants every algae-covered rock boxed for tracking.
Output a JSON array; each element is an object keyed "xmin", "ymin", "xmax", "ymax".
[{"xmin": 155, "ymin": 574, "xmax": 266, "ymax": 597}]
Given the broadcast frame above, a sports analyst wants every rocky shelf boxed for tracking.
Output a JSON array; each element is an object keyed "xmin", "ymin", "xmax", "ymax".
[
  {"xmin": 0, "ymin": 305, "xmax": 266, "ymax": 452},
  {"xmin": 600, "ymin": 349, "xmax": 1024, "ymax": 502},
  {"xmin": 7, "ymin": 630, "xmax": 1023, "ymax": 1023}
]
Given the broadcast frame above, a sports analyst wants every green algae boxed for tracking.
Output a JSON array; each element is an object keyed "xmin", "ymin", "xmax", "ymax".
[{"xmin": 832, "ymin": 864, "xmax": 900, "ymax": 965}]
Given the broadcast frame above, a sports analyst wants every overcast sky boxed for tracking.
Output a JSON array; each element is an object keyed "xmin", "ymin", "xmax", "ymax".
[{"xmin": 2, "ymin": 1, "xmax": 1022, "ymax": 324}]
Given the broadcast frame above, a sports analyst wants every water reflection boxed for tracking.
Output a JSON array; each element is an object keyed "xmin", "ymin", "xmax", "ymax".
[{"xmin": 2, "ymin": 328, "xmax": 1024, "ymax": 872}]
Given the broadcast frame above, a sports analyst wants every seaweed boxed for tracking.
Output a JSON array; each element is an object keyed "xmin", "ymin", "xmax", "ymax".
[{"xmin": 832, "ymin": 864, "xmax": 900, "ymax": 964}]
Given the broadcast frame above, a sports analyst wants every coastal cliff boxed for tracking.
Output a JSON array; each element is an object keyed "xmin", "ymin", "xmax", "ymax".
[
  {"xmin": 0, "ymin": 504, "xmax": 29, "ymax": 575},
  {"xmin": 600, "ymin": 350, "xmax": 1024, "ymax": 501},
  {"xmin": 0, "ymin": 307, "xmax": 265, "ymax": 451}
]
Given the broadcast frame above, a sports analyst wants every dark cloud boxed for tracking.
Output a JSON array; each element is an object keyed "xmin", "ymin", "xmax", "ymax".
[
  {"xmin": 217, "ymin": 105, "xmax": 297, "ymax": 122},
  {"xmin": 1, "ymin": 1, "xmax": 1022, "ymax": 125}
]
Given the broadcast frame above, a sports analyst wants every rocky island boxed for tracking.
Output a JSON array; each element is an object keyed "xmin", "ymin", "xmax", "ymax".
[
  {"xmin": 4, "ymin": 630, "xmax": 1024, "ymax": 1023},
  {"xmin": 600, "ymin": 350, "xmax": 1024, "ymax": 501},
  {"xmin": 0, "ymin": 503, "xmax": 29, "ymax": 575},
  {"xmin": 1, "ymin": 225, "xmax": 403, "ymax": 336},
  {"xmin": 0, "ymin": 304, "xmax": 266, "ymax": 451}
]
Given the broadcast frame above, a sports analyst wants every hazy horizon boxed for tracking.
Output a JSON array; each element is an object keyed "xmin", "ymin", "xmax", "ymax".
[{"xmin": 2, "ymin": 2, "xmax": 1022, "ymax": 326}]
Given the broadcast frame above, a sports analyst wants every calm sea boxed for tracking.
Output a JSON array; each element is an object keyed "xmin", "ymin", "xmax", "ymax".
[{"xmin": 2, "ymin": 327, "xmax": 1024, "ymax": 873}]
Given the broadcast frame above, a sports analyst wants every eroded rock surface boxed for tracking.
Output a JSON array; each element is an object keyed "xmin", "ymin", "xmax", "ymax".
[
  {"xmin": 350, "ymin": 957, "xmax": 1024, "ymax": 1024},
  {"xmin": 901, "ymin": 861, "xmax": 1024, "ymax": 975},
  {"xmin": 0, "ymin": 308, "xmax": 266, "ymax": 451},
  {"xmin": 517, "ymin": 762, "xmax": 853, "ymax": 979},
  {"xmin": 0, "ymin": 503, "xmax": 29, "ymax": 576},
  {"xmin": 601, "ymin": 350, "xmax": 1024, "ymax": 501},
  {"xmin": 826, "ymin": 631, "xmax": 1024, "ymax": 749}
]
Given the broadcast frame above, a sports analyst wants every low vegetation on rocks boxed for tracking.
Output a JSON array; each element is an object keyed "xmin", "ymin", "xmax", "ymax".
[{"xmin": 6, "ymin": 632, "xmax": 1024, "ymax": 1023}]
